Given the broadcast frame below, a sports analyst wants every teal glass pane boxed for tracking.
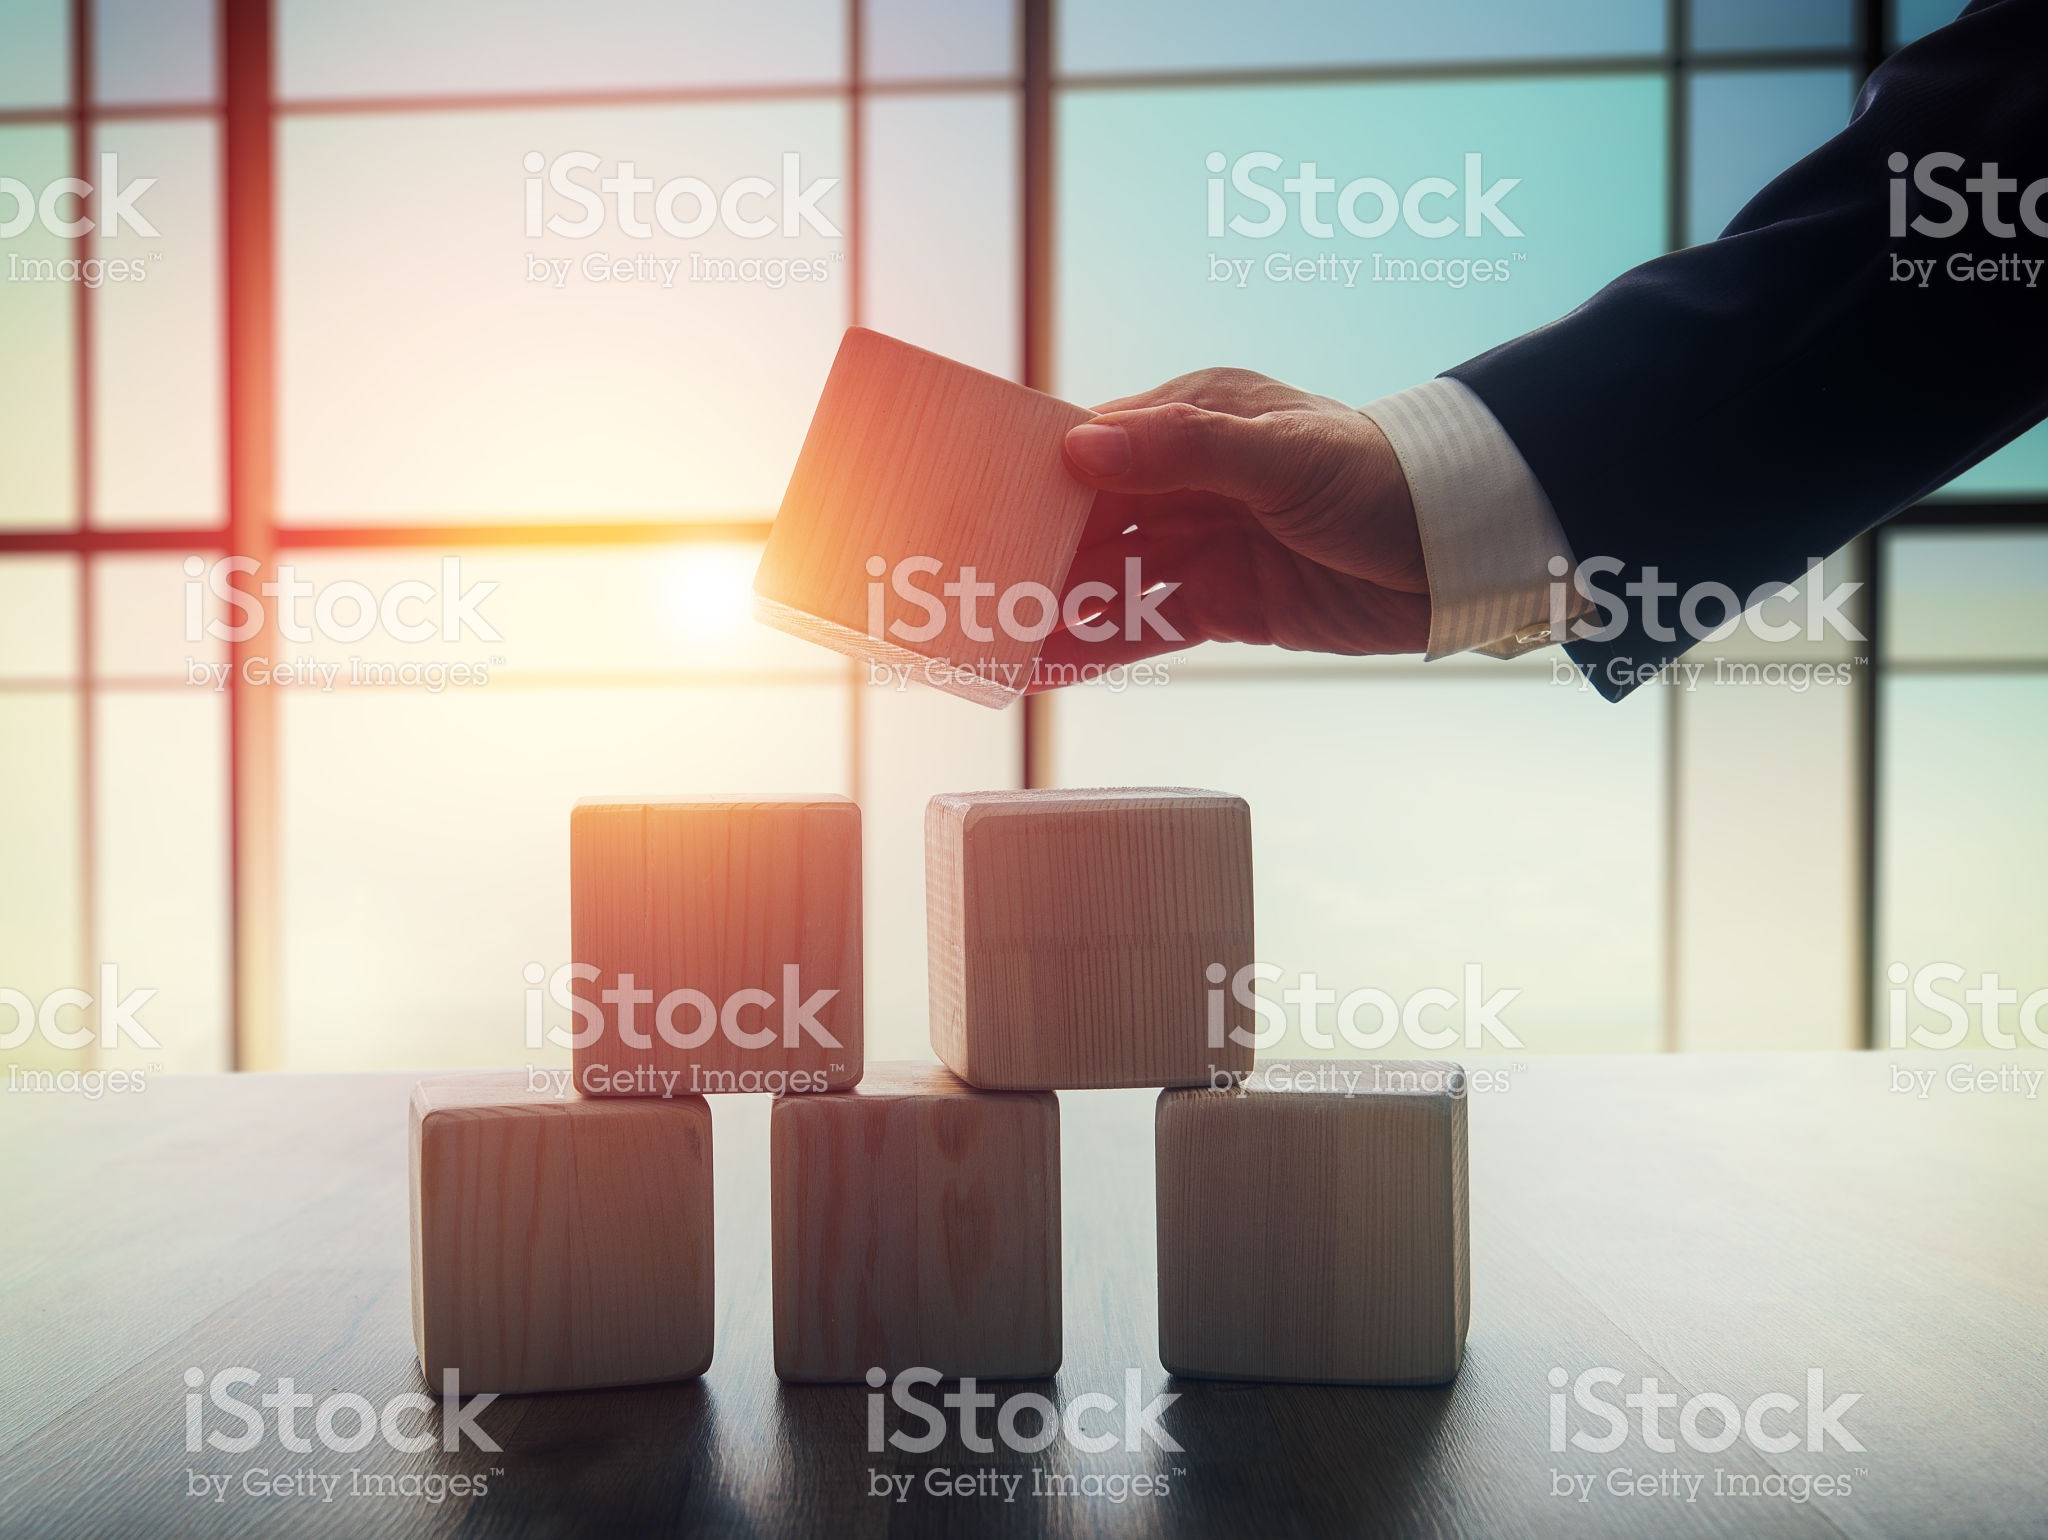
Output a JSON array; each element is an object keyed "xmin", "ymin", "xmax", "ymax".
[
  {"xmin": 1690, "ymin": 0, "xmax": 1854, "ymax": 52},
  {"xmin": 0, "ymin": 0, "xmax": 67, "ymax": 109},
  {"xmin": 1059, "ymin": 0, "xmax": 1665, "ymax": 74},
  {"xmin": 1056, "ymin": 76, "xmax": 1667, "ymax": 409},
  {"xmin": 1893, "ymin": 0, "xmax": 1966, "ymax": 47},
  {"xmin": 1938, "ymin": 420, "xmax": 2048, "ymax": 497},
  {"xmin": 0, "ymin": 124, "xmax": 78, "ymax": 530},
  {"xmin": 1688, "ymin": 68, "xmax": 1854, "ymax": 244},
  {"xmin": 95, "ymin": 0, "xmax": 216, "ymax": 105},
  {"xmin": 1880, "ymin": 674, "xmax": 2048, "ymax": 1044},
  {"xmin": 1885, "ymin": 531, "xmax": 2048, "ymax": 664},
  {"xmin": 279, "ymin": 0, "xmax": 843, "ymax": 100}
]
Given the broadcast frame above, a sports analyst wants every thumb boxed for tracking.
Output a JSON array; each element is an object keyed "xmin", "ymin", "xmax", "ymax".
[{"xmin": 1062, "ymin": 402, "xmax": 1306, "ymax": 510}]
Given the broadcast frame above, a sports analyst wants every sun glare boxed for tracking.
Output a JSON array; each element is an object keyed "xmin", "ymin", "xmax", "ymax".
[{"xmin": 656, "ymin": 544, "xmax": 762, "ymax": 655}]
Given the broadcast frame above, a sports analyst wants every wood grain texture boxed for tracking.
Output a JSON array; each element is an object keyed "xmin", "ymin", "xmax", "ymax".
[
  {"xmin": 927, "ymin": 788, "xmax": 1257, "ymax": 1090},
  {"xmin": 1157, "ymin": 1060, "xmax": 1469, "ymax": 1386},
  {"xmin": 752, "ymin": 327, "xmax": 1095, "ymax": 709},
  {"xmin": 13, "ymin": 1055, "xmax": 2048, "ymax": 1537},
  {"xmin": 770, "ymin": 1061, "xmax": 1061, "ymax": 1382},
  {"xmin": 570, "ymin": 794, "xmax": 861, "ymax": 1095},
  {"xmin": 409, "ymin": 1072, "xmax": 714, "ymax": 1394}
]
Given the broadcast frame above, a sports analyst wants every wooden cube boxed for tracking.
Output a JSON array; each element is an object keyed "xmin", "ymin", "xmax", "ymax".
[
  {"xmin": 1156, "ymin": 1059, "xmax": 1469, "ymax": 1385},
  {"xmin": 409, "ymin": 1072, "xmax": 714, "ymax": 1393},
  {"xmin": 770, "ymin": 1061, "xmax": 1061, "ymax": 1382},
  {"xmin": 926, "ymin": 788, "xmax": 1255, "ymax": 1090},
  {"xmin": 571, "ymin": 795, "xmax": 861, "ymax": 1097},
  {"xmin": 752, "ymin": 327, "xmax": 1094, "ymax": 709}
]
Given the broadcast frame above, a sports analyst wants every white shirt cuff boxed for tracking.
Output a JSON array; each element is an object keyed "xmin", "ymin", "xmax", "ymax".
[{"xmin": 1359, "ymin": 377, "xmax": 1580, "ymax": 661}]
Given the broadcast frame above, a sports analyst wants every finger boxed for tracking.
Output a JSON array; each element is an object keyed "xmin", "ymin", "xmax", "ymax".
[
  {"xmin": 1051, "ymin": 520, "xmax": 1431, "ymax": 663},
  {"xmin": 1058, "ymin": 506, "xmax": 1269, "ymax": 602},
  {"xmin": 1043, "ymin": 527, "xmax": 1266, "ymax": 672},
  {"xmin": 1086, "ymin": 366, "xmax": 1297, "ymax": 419},
  {"xmin": 1062, "ymin": 402, "xmax": 1310, "ymax": 509},
  {"xmin": 1056, "ymin": 509, "xmax": 1275, "ymax": 649},
  {"xmin": 1027, "ymin": 625, "xmax": 1194, "ymax": 691},
  {"xmin": 1072, "ymin": 489, "xmax": 1144, "ymax": 553},
  {"xmin": 1087, "ymin": 372, "xmax": 1219, "ymax": 418},
  {"xmin": 1038, "ymin": 530, "xmax": 1217, "ymax": 673},
  {"xmin": 1071, "ymin": 487, "xmax": 1260, "ymax": 555}
]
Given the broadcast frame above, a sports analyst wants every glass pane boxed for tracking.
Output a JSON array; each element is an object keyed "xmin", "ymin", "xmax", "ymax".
[
  {"xmin": 92, "ymin": 551, "xmax": 228, "ymax": 679},
  {"xmin": 94, "ymin": 0, "xmax": 216, "ymax": 105},
  {"xmin": 94, "ymin": 690, "xmax": 229, "ymax": 1071},
  {"xmin": 862, "ymin": 92, "xmax": 1018, "ymax": 380},
  {"xmin": 1057, "ymin": 77, "xmax": 1666, "ymax": 408},
  {"xmin": 1050, "ymin": 673, "xmax": 1665, "ymax": 1055},
  {"xmin": 1179, "ymin": 638, "xmax": 1708, "ymax": 683},
  {"xmin": 0, "ymin": 0, "xmax": 68, "ymax": 109},
  {"xmin": 1667, "ymin": 541, "xmax": 1864, "ymax": 1048},
  {"xmin": 1664, "ymin": 542, "xmax": 1867, "ymax": 674},
  {"xmin": 867, "ymin": 0, "xmax": 1016, "ymax": 82},
  {"xmin": 279, "ymin": 681, "xmax": 852, "ymax": 1070},
  {"xmin": 278, "ymin": 103, "xmax": 848, "ymax": 524},
  {"xmin": 278, "ymin": 0, "xmax": 844, "ymax": 100},
  {"xmin": 1688, "ymin": 68, "xmax": 1854, "ymax": 245},
  {"xmin": 0, "ymin": 553, "xmax": 78, "ymax": 678},
  {"xmin": 0, "ymin": 692, "xmax": 82, "ymax": 1075},
  {"xmin": 91, "ymin": 118, "xmax": 224, "ymax": 528},
  {"xmin": 0, "ymin": 124, "xmax": 78, "ymax": 530},
  {"xmin": 253, "ymin": 544, "xmax": 826, "ymax": 677},
  {"xmin": 1880, "ymin": 675, "xmax": 2048, "ymax": 1047},
  {"xmin": 1938, "ymin": 420, "xmax": 2048, "ymax": 497},
  {"xmin": 268, "ymin": 543, "xmax": 849, "ymax": 1071},
  {"xmin": 1674, "ymin": 674, "xmax": 1860, "ymax": 1050},
  {"xmin": 1689, "ymin": 0, "xmax": 1854, "ymax": 52},
  {"xmin": 1886, "ymin": 530, "xmax": 2048, "ymax": 664},
  {"xmin": 858, "ymin": 679, "xmax": 1020, "ymax": 1063},
  {"xmin": 1059, "ymin": 0, "xmax": 1664, "ymax": 75},
  {"xmin": 1893, "ymin": 0, "xmax": 1965, "ymax": 47}
]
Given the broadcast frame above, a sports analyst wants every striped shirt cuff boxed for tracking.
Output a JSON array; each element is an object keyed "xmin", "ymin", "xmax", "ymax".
[{"xmin": 1359, "ymin": 376, "xmax": 1580, "ymax": 661}]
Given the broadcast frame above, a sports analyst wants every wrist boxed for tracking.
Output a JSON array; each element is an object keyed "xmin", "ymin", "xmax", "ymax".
[{"xmin": 1354, "ymin": 410, "xmax": 1428, "ymax": 595}]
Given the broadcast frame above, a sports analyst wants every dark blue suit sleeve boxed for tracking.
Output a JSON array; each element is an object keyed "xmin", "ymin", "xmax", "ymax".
[{"xmin": 1446, "ymin": 0, "xmax": 2048, "ymax": 700}]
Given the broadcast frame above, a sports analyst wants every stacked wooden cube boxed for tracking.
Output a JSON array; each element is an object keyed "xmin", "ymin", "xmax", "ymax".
[{"xmin": 408, "ymin": 328, "xmax": 1468, "ymax": 1396}]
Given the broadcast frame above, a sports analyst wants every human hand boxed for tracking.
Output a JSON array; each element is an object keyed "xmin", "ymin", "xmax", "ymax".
[{"xmin": 1032, "ymin": 367, "xmax": 1430, "ymax": 687}]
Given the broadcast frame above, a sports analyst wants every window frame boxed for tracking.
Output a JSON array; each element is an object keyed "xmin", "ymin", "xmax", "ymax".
[{"xmin": 0, "ymin": 0, "xmax": 2033, "ymax": 1064}]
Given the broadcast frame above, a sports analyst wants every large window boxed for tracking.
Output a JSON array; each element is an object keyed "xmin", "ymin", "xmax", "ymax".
[{"xmin": 2, "ymin": 0, "xmax": 2035, "ymax": 1078}]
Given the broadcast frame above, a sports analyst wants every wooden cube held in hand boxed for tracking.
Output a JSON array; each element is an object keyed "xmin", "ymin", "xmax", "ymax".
[
  {"xmin": 409, "ymin": 1072, "xmax": 714, "ymax": 1394},
  {"xmin": 927, "ymin": 788, "xmax": 1255, "ymax": 1090},
  {"xmin": 1156, "ymin": 1059, "xmax": 1469, "ymax": 1385},
  {"xmin": 753, "ymin": 327, "xmax": 1095, "ymax": 709},
  {"xmin": 771, "ymin": 1061, "xmax": 1061, "ymax": 1382},
  {"xmin": 572, "ymin": 795, "xmax": 861, "ymax": 1097}
]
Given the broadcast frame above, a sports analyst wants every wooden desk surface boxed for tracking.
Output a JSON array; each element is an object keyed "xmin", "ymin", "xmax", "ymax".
[{"xmin": 4, "ymin": 1053, "xmax": 2046, "ymax": 1539}]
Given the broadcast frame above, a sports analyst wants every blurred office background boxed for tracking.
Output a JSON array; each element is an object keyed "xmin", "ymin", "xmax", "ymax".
[{"xmin": 2, "ymin": 0, "xmax": 2039, "ymax": 1074}]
